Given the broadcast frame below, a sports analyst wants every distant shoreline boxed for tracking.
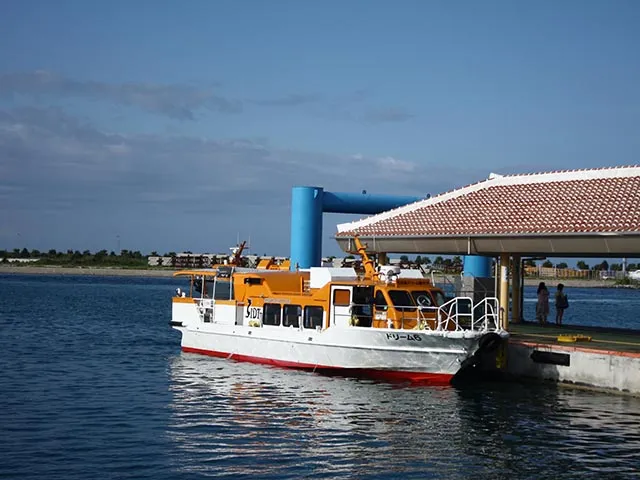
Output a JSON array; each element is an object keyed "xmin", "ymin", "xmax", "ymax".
[
  {"xmin": 0, "ymin": 264, "xmax": 628, "ymax": 288},
  {"xmin": 0, "ymin": 265, "xmax": 175, "ymax": 278}
]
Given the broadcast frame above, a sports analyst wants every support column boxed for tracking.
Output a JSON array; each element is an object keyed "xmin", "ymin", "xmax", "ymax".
[
  {"xmin": 463, "ymin": 255, "xmax": 492, "ymax": 277},
  {"xmin": 520, "ymin": 258, "xmax": 525, "ymax": 321},
  {"xmin": 290, "ymin": 187, "xmax": 423, "ymax": 270},
  {"xmin": 378, "ymin": 252, "xmax": 388, "ymax": 265},
  {"xmin": 499, "ymin": 253, "xmax": 510, "ymax": 330},
  {"xmin": 290, "ymin": 186, "xmax": 324, "ymax": 270},
  {"xmin": 512, "ymin": 255, "xmax": 521, "ymax": 323}
]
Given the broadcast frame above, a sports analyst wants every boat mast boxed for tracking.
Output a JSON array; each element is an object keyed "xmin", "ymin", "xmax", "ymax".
[
  {"xmin": 230, "ymin": 241, "xmax": 247, "ymax": 265},
  {"xmin": 352, "ymin": 235, "xmax": 379, "ymax": 281}
]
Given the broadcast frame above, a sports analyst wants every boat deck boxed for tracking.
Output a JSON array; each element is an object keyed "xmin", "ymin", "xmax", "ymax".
[{"xmin": 508, "ymin": 321, "xmax": 640, "ymax": 356}]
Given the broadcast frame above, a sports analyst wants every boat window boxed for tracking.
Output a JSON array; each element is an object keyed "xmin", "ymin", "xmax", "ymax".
[
  {"xmin": 434, "ymin": 291, "xmax": 446, "ymax": 307},
  {"xmin": 193, "ymin": 278, "xmax": 204, "ymax": 298},
  {"xmin": 263, "ymin": 303, "xmax": 281, "ymax": 326},
  {"xmin": 304, "ymin": 306, "xmax": 324, "ymax": 329},
  {"xmin": 388, "ymin": 290, "xmax": 415, "ymax": 311},
  {"xmin": 214, "ymin": 280, "xmax": 233, "ymax": 300},
  {"xmin": 411, "ymin": 291, "xmax": 434, "ymax": 308},
  {"xmin": 333, "ymin": 289, "xmax": 351, "ymax": 306},
  {"xmin": 374, "ymin": 290, "xmax": 388, "ymax": 310},
  {"xmin": 283, "ymin": 304, "xmax": 302, "ymax": 328},
  {"xmin": 353, "ymin": 286, "xmax": 374, "ymax": 315}
]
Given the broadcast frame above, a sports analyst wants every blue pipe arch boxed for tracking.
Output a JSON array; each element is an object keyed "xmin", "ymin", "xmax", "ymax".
[{"xmin": 289, "ymin": 185, "xmax": 492, "ymax": 276}]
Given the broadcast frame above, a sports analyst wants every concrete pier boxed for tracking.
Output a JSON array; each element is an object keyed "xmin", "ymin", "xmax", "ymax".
[{"xmin": 501, "ymin": 323, "xmax": 640, "ymax": 396}]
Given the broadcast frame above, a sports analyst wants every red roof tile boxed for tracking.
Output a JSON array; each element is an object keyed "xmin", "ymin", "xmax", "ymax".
[{"xmin": 336, "ymin": 166, "xmax": 640, "ymax": 237}]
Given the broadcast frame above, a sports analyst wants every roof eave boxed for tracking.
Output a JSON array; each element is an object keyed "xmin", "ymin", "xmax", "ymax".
[{"xmin": 334, "ymin": 232, "xmax": 640, "ymax": 257}]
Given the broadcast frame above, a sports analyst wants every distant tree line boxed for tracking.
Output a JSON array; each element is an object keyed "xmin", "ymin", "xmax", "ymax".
[
  {"xmin": 523, "ymin": 258, "xmax": 638, "ymax": 271},
  {"xmin": 396, "ymin": 256, "xmax": 640, "ymax": 273},
  {"xmin": 2, "ymin": 248, "xmax": 638, "ymax": 273},
  {"xmin": 399, "ymin": 255, "xmax": 464, "ymax": 272},
  {"xmin": 0, "ymin": 248, "xmax": 148, "ymax": 268}
]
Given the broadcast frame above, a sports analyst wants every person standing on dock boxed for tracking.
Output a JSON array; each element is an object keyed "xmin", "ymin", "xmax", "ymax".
[
  {"xmin": 536, "ymin": 282, "xmax": 550, "ymax": 325},
  {"xmin": 554, "ymin": 283, "xmax": 569, "ymax": 326}
]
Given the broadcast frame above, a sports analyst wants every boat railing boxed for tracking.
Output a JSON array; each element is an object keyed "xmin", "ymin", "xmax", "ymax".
[
  {"xmin": 347, "ymin": 296, "xmax": 498, "ymax": 333},
  {"xmin": 435, "ymin": 296, "xmax": 474, "ymax": 331},
  {"xmin": 347, "ymin": 303, "xmax": 436, "ymax": 330},
  {"xmin": 427, "ymin": 268, "xmax": 461, "ymax": 299},
  {"xmin": 472, "ymin": 296, "xmax": 501, "ymax": 331},
  {"xmin": 385, "ymin": 304, "xmax": 448, "ymax": 331},
  {"xmin": 192, "ymin": 296, "xmax": 500, "ymax": 331}
]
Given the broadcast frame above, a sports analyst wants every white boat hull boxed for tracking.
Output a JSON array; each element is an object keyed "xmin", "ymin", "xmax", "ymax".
[{"xmin": 173, "ymin": 316, "xmax": 507, "ymax": 384}]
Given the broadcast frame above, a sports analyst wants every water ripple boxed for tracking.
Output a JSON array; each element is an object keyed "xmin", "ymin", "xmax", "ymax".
[{"xmin": 0, "ymin": 275, "xmax": 639, "ymax": 479}]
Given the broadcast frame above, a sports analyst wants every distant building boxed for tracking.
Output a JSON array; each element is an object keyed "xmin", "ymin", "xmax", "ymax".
[
  {"xmin": 1, "ymin": 258, "xmax": 40, "ymax": 264},
  {"xmin": 148, "ymin": 253, "xmax": 217, "ymax": 268}
]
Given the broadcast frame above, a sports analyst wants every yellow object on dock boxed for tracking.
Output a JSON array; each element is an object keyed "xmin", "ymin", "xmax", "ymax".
[{"xmin": 557, "ymin": 334, "xmax": 592, "ymax": 343}]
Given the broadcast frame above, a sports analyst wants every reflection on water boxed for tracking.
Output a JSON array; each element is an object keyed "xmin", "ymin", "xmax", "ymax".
[
  {"xmin": 1, "ymin": 275, "xmax": 639, "ymax": 480},
  {"xmin": 168, "ymin": 354, "xmax": 640, "ymax": 479}
]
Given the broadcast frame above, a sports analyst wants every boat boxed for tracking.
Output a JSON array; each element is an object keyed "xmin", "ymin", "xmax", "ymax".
[
  {"xmin": 170, "ymin": 237, "xmax": 509, "ymax": 385},
  {"xmin": 628, "ymin": 269, "xmax": 640, "ymax": 281}
]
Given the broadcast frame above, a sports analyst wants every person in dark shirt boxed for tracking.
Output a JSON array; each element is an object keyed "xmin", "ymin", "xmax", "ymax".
[{"xmin": 554, "ymin": 283, "xmax": 569, "ymax": 326}]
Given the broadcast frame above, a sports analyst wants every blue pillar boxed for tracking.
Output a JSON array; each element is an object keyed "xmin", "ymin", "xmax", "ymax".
[
  {"xmin": 322, "ymin": 191, "xmax": 422, "ymax": 214},
  {"xmin": 290, "ymin": 186, "xmax": 324, "ymax": 270},
  {"xmin": 463, "ymin": 255, "xmax": 492, "ymax": 277},
  {"xmin": 290, "ymin": 187, "xmax": 423, "ymax": 270}
]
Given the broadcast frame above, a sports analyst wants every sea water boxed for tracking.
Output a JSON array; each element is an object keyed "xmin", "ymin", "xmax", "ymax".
[{"xmin": 1, "ymin": 274, "xmax": 639, "ymax": 479}]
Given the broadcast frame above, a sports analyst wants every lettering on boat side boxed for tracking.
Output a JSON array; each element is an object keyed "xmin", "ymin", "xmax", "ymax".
[
  {"xmin": 386, "ymin": 333, "xmax": 422, "ymax": 341},
  {"xmin": 244, "ymin": 298, "xmax": 263, "ymax": 320}
]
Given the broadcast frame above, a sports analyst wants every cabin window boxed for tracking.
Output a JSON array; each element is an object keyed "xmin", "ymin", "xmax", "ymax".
[
  {"xmin": 332, "ymin": 289, "xmax": 351, "ymax": 306},
  {"xmin": 283, "ymin": 304, "xmax": 301, "ymax": 327},
  {"xmin": 388, "ymin": 290, "xmax": 414, "ymax": 311},
  {"xmin": 214, "ymin": 280, "xmax": 233, "ymax": 300},
  {"xmin": 434, "ymin": 291, "xmax": 446, "ymax": 307},
  {"xmin": 411, "ymin": 291, "xmax": 434, "ymax": 308},
  {"xmin": 374, "ymin": 290, "xmax": 388, "ymax": 310},
  {"xmin": 194, "ymin": 278, "xmax": 210, "ymax": 298},
  {"xmin": 263, "ymin": 303, "xmax": 281, "ymax": 326},
  {"xmin": 304, "ymin": 306, "xmax": 324, "ymax": 329},
  {"xmin": 352, "ymin": 286, "xmax": 374, "ymax": 318},
  {"xmin": 205, "ymin": 282, "xmax": 214, "ymax": 298}
]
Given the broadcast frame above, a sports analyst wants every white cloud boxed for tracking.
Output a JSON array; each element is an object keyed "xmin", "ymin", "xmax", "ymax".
[
  {"xmin": 375, "ymin": 156, "xmax": 416, "ymax": 172},
  {"xmin": 0, "ymin": 71, "xmax": 415, "ymax": 125},
  {"xmin": 0, "ymin": 71, "xmax": 241, "ymax": 119},
  {"xmin": 0, "ymin": 106, "xmax": 474, "ymax": 253}
]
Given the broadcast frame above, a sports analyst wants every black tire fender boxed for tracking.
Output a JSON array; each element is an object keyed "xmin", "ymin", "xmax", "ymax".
[{"xmin": 478, "ymin": 332, "xmax": 502, "ymax": 353}]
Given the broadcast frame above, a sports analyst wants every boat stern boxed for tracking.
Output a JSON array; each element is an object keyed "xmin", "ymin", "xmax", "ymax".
[{"xmin": 171, "ymin": 295, "xmax": 199, "ymax": 331}]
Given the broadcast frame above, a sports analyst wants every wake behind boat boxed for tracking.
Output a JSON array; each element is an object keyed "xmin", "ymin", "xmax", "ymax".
[{"xmin": 170, "ymin": 237, "xmax": 508, "ymax": 385}]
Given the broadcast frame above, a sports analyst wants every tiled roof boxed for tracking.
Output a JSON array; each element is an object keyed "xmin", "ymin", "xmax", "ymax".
[{"xmin": 336, "ymin": 166, "xmax": 640, "ymax": 237}]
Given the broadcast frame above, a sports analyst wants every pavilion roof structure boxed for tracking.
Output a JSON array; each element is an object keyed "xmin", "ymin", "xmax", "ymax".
[{"xmin": 335, "ymin": 165, "xmax": 640, "ymax": 257}]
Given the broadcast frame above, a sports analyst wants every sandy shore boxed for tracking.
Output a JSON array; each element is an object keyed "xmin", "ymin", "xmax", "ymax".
[{"xmin": 0, "ymin": 265, "xmax": 625, "ymax": 288}]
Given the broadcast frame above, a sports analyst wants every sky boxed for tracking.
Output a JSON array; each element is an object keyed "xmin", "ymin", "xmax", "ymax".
[{"xmin": 1, "ymin": 0, "xmax": 639, "ymax": 263}]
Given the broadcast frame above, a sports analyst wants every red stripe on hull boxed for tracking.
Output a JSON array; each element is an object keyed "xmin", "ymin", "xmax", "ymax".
[{"xmin": 181, "ymin": 346, "xmax": 454, "ymax": 386}]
